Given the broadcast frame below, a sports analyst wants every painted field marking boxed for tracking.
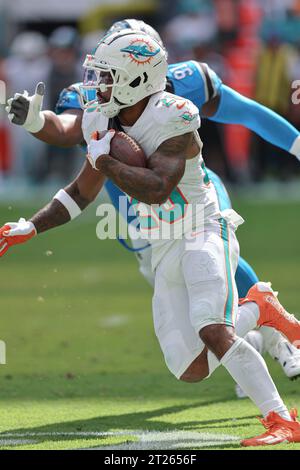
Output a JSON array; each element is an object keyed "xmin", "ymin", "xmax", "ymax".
[
  {"xmin": 0, "ymin": 439, "xmax": 37, "ymax": 446},
  {"xmin": 0, "ymin": 430, "xmax": 240, "ymax": 450},
  {"xmin": 0, "ymin": 431, "xmax": 132, "ymax": 437}
]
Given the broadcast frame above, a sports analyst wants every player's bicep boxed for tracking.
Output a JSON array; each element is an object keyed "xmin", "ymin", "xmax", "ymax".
[
  {"xmin": 154, "ymin": 132, "xmax": 194, "ymax": 157},
  {"xmin": 148, "ymin": 133, "xmax": 193, "ymax": 193}
]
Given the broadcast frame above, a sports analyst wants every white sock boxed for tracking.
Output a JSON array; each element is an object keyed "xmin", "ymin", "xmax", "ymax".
[
  {"xmin": 220, "ymin": 337, "xmax": 291, "ymax": 421},
  {"xmin": 260, "ymin": 326, "xmax": 285, "ymax": 358},
  {"xmin": 207, "ymin": 302, "xmax": 259, "ymax": 377},
  {"xmin": 244, "ymin": 330, "xmax": 264, "ymax": 355},
  {"xmin": 235, "ymin": 302, "xmax": 259, "ymax": 338}
]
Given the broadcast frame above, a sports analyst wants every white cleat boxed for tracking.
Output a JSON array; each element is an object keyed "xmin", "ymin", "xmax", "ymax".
[{"xmin": 270, "ymin": 340, "xmax": 300, "ymax": 381}]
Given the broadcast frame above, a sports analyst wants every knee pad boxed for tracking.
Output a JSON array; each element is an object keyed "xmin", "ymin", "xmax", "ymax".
[{"xmin": 183, "ymin": 250, "xmax": 223, "ymax": 285}]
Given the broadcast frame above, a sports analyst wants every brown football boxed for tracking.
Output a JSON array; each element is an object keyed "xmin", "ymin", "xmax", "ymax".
[{"xmin": 110, "ymin": 131, "xmax": 147, "ymax": 168}]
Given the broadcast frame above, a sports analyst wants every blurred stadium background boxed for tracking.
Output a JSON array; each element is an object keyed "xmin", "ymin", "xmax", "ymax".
[
  {"xmin": 0, "ymin": 0, "xmax": 300, "ymax": 450},
  {"xmin": 1, "ymin": 0, "xmax": 300, "ymax": 191}
]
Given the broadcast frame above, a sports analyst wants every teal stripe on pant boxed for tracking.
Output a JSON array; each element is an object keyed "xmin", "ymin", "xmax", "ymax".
[
  {"xmin": 207, "ymin": 168, "xmax": 259, "ymax": 297},
  {"xmin": 219, "ymin": 218, "xmax": 235, "ymax": 326}
]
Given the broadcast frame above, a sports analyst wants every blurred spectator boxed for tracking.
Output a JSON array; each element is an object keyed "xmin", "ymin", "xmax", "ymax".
[
  {"xmin": 255, "ymin": 37, "xmax": 296, "ymax": 115},
  {"xmin": 0, "ymin": 2, "xmax": 300, "ymax": 187},
  {"xmin": 4, "ymin": 31, "xmax": 50, "ymax": 181},
  {"xmin": 6, "ymin": 31, "xmax": 50, "ymax": 94},
  {"xmin": 192, "ymin": 42, "xmax": 232, "ymax": 181},
  {"xmin": 162, "ymin": 0, "xmax": 236, "ymax": 180},
  {"xmin": 252, "ymin": 35, "xmax": 299, "ymax": 180},
  {"xmin": 48, "ymin": 26, "xmax": 81, "ymax": 109},
  {"xmin": 81, "ymin": 30, "xmax": 105, "ymax": 58},
  {"xmin": 163, "ymin": 0, "xmax": 217, "ymax": 62},
  {"xmin": 292, "ymin": 0, "xmax": 300, "ymax": 15},
  {"xmin": 214, "ymin": 0, "xmax": 239, "ymax": 43},
  {"xmin": 258, "ymin": 0, "xmax": 294, "ymax": 20},
  {"xmin": 39, "ymin": 26, "xmax": 82, "ymax": 185},
  {"xmin": 0, "ymin": 0, "xmax": 10, "ymax": 58},
  {"xmin": 289, "ymin": 40, "xmax": 300, "ymax": 129},
  {"xmin": 209, "ymin": 0, "xmax": 263, "ymax": 182},
  {"xmin": 260, "ymin": 0, "xmax": 300, "ymax": 45}
]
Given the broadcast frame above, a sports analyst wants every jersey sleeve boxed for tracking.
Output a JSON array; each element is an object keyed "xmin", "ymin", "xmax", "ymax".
[
  {"xmin": 167, "ymin": 60, "xmax": 222, "ymax": 110},
  {"xmin": 55, "ymin": 82, "xmax": 87, "ymax": 115},
  {"xmin": 151, "ymin": 94, "xmax": 201, "ymax": 150},
  {"xmin": 198, "ymin": 62, "xmax": 222, "ymax": 102},
  {"xmin": 211, "ymin": 84, "xmax": 300, "ymax": 158}
]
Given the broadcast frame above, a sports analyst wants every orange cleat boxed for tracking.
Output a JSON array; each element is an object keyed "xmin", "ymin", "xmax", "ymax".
[
  {"xmin": 240, "ymin": 282, "xmax": 300, "ymax": 349},
  {"xmin": 241, "ymin": 409, "xmax": 300, "ymax": 447}
]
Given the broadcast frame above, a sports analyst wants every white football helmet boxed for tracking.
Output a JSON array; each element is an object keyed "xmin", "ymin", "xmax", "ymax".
[
  {"xmin": 107, "ymin": 19, "xmax": 166, "ymax": 52},
  {"xmin": 81, "ymin": 30, "xmax": 168, "ymax": 118}
]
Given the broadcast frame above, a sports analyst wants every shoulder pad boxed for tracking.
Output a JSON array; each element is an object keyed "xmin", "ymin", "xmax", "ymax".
[{"xmin": 153, "ymin": 92, "xmax": 199, "ymax": 128}]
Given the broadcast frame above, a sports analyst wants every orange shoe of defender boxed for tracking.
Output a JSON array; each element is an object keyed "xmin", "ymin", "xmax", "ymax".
[
  {"xmin": 240, "ymin": 282, "xmax": 300, "ymax": 349},
  {"xmin": 241, "ymin": 409, "xmax": 300, "ymax": 447}
]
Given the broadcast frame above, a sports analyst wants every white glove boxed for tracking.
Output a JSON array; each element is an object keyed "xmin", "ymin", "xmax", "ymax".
[
  {"xmin": 0, "ymin": 218, "xmax": 37, "ymax": 257},
  {"xmin": 87, "ymin": 130, "xmax": 115, "ymax": 170},
  {"xmin": 5, "ymin": 82, "xmax": 45, "ymax": 133}
]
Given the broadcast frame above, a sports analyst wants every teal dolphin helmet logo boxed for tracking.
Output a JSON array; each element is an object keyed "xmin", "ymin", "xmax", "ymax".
[{"xmin": 121, "ymin": 39, "xmax": 160, "ymax": 64}]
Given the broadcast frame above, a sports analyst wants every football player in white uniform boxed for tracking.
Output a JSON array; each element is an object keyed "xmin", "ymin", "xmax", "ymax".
[
  {"xmin": 2, "ymin": 30, "xmax": 300, "ymax": 446},
  {"xmin": 5, "ymin": 20, "xmax": 300, "ymax": 386}
]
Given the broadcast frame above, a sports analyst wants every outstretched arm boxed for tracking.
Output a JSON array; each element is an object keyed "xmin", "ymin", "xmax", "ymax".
[
  {"xmin": 201, "ymin": 84, "xmax": 300, "ymax": 159},
  {"xmin": 6, "ymin": 82, "xmax": 84, "ymax": 147},
  {"xmin": 0, "ymin": 162, "xmax": 105, "ymax": 256},
  {"xmin": 33, "ymin": 109, "xmax": 84, "ymax": 147}
]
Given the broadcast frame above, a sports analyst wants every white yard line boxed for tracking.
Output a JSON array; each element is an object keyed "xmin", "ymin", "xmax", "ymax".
[
  {"xmin": 0, "ymin": 431, "xmax": 133, "ymax": 437},
  {"xmin": 0, "ymin": 430, "xmax": 240, "ymax": 450}
]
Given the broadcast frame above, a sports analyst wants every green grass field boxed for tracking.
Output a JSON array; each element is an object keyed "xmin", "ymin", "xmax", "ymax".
[{"xmin": 0, "ymin": 198, "xmax": 300, "ymax": 450}]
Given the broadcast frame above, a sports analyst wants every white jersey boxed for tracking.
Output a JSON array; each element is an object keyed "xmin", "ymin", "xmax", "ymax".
[{"xmin": 82, "ymin": 91, "xmax": 243, "ymax": 270}]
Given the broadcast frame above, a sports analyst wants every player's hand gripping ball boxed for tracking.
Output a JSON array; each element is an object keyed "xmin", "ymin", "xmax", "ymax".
[
  {"xmin": 110, "ymin": 131, "xmax": 147, "ymax": 168},
  {"xmin": 87, "ymin": 130, "xmax": 146, "ymax": 170}
]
